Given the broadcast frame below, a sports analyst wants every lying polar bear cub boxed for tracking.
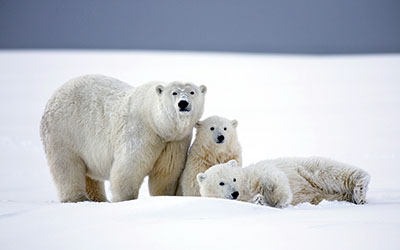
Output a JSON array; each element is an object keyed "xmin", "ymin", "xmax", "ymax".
[{"xmin": 197, "ymin": 157, "xmax": 370, "ymax": 207}]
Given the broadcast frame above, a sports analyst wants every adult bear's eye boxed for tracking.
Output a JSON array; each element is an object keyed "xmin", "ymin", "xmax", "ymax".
[
  {"xmin": 172, "ymin": 92, "xmax": 178, "ymax": 96},
  {"xmin": 219, "ymin": 182, "xmax": 224, "ymax": 186},
  {"xmin": 233, "ymin": 178, "xmax": 236, "ymax": 182},
  {"xmin": 210, "ymin": 127, "xmax": 215, "ymax": 131},
  {"xmin": 224, "ymin": 127, "xmax": 227, "ymax": 131},
  {"xmin": 190, "ymin": 91, "xmax": 195, "ymax": 95}
]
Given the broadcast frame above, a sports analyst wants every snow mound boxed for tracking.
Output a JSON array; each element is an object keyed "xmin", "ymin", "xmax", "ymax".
[{"xmin": 1, "ymin": 50, "xmax": 400, "ymax": 250}]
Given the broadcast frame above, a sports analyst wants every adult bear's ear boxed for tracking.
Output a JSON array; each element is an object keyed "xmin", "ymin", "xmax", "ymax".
[
  {"xmin": 231, "ymin": 120, "xmax": 238, "ymax": 128},
  {"xmin": 195, "ymin": 121, "xmax": 202, "ymax": 129},
  {"xmin": 197, "ymin": 173, "xmax": 206, "ymax": 183},
  {"xmin": 156, "ymin": 85, "xmax": 164, "ymax": 95},
  {"xmin": 200, "ymin": 85, "xmax": 207, "ymax": 94}
]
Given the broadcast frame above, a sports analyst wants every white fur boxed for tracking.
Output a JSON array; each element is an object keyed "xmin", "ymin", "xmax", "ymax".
[
  {"xmin": 197, "ymin": 157, "xmax": 370, "ymax": 207},
  {"xmin": 40, "ymin": 74, "xmax": 206, "ymax": 202},
  {"xmin": 177, "ymin": 116, "xmax": 242, "ymax": 196}
]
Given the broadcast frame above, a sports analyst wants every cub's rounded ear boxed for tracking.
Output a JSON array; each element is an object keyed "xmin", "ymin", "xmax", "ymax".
[
  {"xmin": 227, "ymin": 159, "xmax": 238, "ymax": 167},
  {"xmin": 156, "ymin": 85, "xmax": 164, "ymax": 95},
  {"xmin": 195, "ymin": 121, "xmax": 203, "ymax": 129},
  {"xmin": 200, "ymin": 85, "xmax": 207, "ymax": 94},
  {"xmin": 231, "ymin": 120, "xmax": 238, "ymax": 128},
  {"xmin": 197, "ymin": 173, "xmax": 207, "ymax": 184}
]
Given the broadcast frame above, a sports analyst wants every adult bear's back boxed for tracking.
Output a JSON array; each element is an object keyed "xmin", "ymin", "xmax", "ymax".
[{"xmin": 40, "ymin": 74, "xmax": 135, "ymax": 173}]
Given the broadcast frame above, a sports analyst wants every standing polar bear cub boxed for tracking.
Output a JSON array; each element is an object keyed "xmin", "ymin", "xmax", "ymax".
[
  {"xmin": 197, "ymin": 157, "xmax": 370, "ymax": 207},
  {"xmin": 41, "ymin": 74, "xmax": 206, "ymax": 202},
  {"xmin": 177, "ymin": 116, "xmax": 242, "ymax": 196}
]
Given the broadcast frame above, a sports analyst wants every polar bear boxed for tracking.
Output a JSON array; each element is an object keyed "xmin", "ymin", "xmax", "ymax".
[
  {"xmin": 40, "ymin": 74, "xmax": 207, "ymax": 202},
  {"xmin": 176, "ymin": 116, "xmax": 242, "ymax": 196},
  {"xmin": 197, "ymin": 157, "xmax": 370, "ymax": 207}
]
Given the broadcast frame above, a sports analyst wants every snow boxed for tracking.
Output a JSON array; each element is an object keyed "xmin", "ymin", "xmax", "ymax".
[{"xmin": 0, "ymin": 50, "xmax": 399, "ymax": 250}]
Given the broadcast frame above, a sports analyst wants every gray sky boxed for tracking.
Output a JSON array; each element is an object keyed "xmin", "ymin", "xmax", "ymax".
[{"xmin": 1, "ymin": 0, "xmax": 399, "ymax": 54}]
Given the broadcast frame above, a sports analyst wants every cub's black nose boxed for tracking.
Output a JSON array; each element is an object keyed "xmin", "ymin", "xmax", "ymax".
[
  {"xmin": 178, "ymin": 100, "xmax": 189, "ymax": 110},
  {"xmin": 217, "ymin": 135, "xmax": 225, "ymax": 143},
  {"xmin": 231, "ymin": 191, "xmax": 239, "ymax": 200}
]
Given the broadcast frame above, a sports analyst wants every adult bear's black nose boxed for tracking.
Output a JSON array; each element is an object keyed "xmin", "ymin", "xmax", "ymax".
[
  {"xmin": 231, "ymin": 191, "xmax": 239, "ymax": 200},
  {"xmin": 217, "ymin": 135, "xmax": 225, "ymax": 143},
  {"xmin": 178, "ymin": 100, "xmax": 189, "ymax": 110}
]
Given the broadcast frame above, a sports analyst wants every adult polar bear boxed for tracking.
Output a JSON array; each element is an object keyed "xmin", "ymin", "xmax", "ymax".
[{"xmin": 40, "ymin": 75, "xmax": 207, "ymax": 202}]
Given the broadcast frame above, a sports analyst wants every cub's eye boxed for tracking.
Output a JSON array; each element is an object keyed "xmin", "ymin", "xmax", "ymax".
[
  {"xmin": 224, "ymin": 127, "xmax": 227, "ymax": 131},
  {"xmin": 172, "ymin": 92, "xmax": 178, "ymax": 96},
  {"xmin": 233, "ymin": 178, "xmax": 236, "ymax": 182},
  {"xmin": 210, "ymin": 127, "xmax": 215, "ymax": 131},
  {"xmin": 219, "ymin": 182, "xmax": 225, "ymax": 186},
  {"xmin": 190, "ymin": 91, "xmax": 195, "ymax": 95}
]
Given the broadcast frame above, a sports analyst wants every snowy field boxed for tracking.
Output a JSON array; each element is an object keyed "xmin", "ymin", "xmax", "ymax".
[{"xmin": 0, "ymin": 50, "xmax": 399, "ymax": 250}]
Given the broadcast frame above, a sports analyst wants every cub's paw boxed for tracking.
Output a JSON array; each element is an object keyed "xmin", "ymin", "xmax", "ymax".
[
  {"xmin": 275, "ymin": 199, "xmax": 291, "ymax": 208},
  {"xmin": 352, "ymin": 173, "xmax": 370, "ymax": 205},
  {"xmin": 252, "ymin": 194, "xmax": 265, "ymax": 206}
]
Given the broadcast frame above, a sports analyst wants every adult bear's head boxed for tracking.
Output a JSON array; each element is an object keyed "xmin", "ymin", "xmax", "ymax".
[{"xmin": 154, "ymin": 81, "xmax": 207, "ymax": 141}]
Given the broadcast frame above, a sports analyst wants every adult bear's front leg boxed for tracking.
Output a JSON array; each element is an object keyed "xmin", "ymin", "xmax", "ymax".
[
  {"xmin": 148, "ymin": 135, "xmax": 192, "ymax": 196},
  {"xmin": 110, "ymin": 143, "xmax": 165, "ymax": 202}
]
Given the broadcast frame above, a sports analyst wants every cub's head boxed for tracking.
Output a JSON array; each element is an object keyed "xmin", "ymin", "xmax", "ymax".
[
  {"xmin": 197, "ymin": 160, "xmax": 242, "ymax": 200},
  {"xmin": 195, "ymin": 116, "xmax": 238, "ymax": 149},
  {"xmin": 156, "ymin": 81, "xmax": 207, "ymax": 118}
]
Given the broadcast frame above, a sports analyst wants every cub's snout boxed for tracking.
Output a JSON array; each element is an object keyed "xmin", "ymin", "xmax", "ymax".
[
  {"xmin": 231, "ymin": 191, "xmax": 239, "ymax": 200},
  {"xmin": 216, "ymin": 135, "xmax": 225, "ymax": 144}
]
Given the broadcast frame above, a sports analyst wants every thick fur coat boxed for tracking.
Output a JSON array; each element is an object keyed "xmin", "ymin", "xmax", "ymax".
[{"xmin": 40, "ymin": 74, "xmax": 206, "ymax": 202}]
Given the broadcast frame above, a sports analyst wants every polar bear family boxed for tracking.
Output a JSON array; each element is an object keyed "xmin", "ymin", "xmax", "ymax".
[{"xmin": 41, "ymin": 74, "xmax": 370, "ymax": 206}]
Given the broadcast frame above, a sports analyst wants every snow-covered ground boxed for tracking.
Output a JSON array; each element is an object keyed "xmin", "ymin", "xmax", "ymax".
[{"xmin": 0, "ymin": 50, "xmax": 399, "ymax": 250}]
